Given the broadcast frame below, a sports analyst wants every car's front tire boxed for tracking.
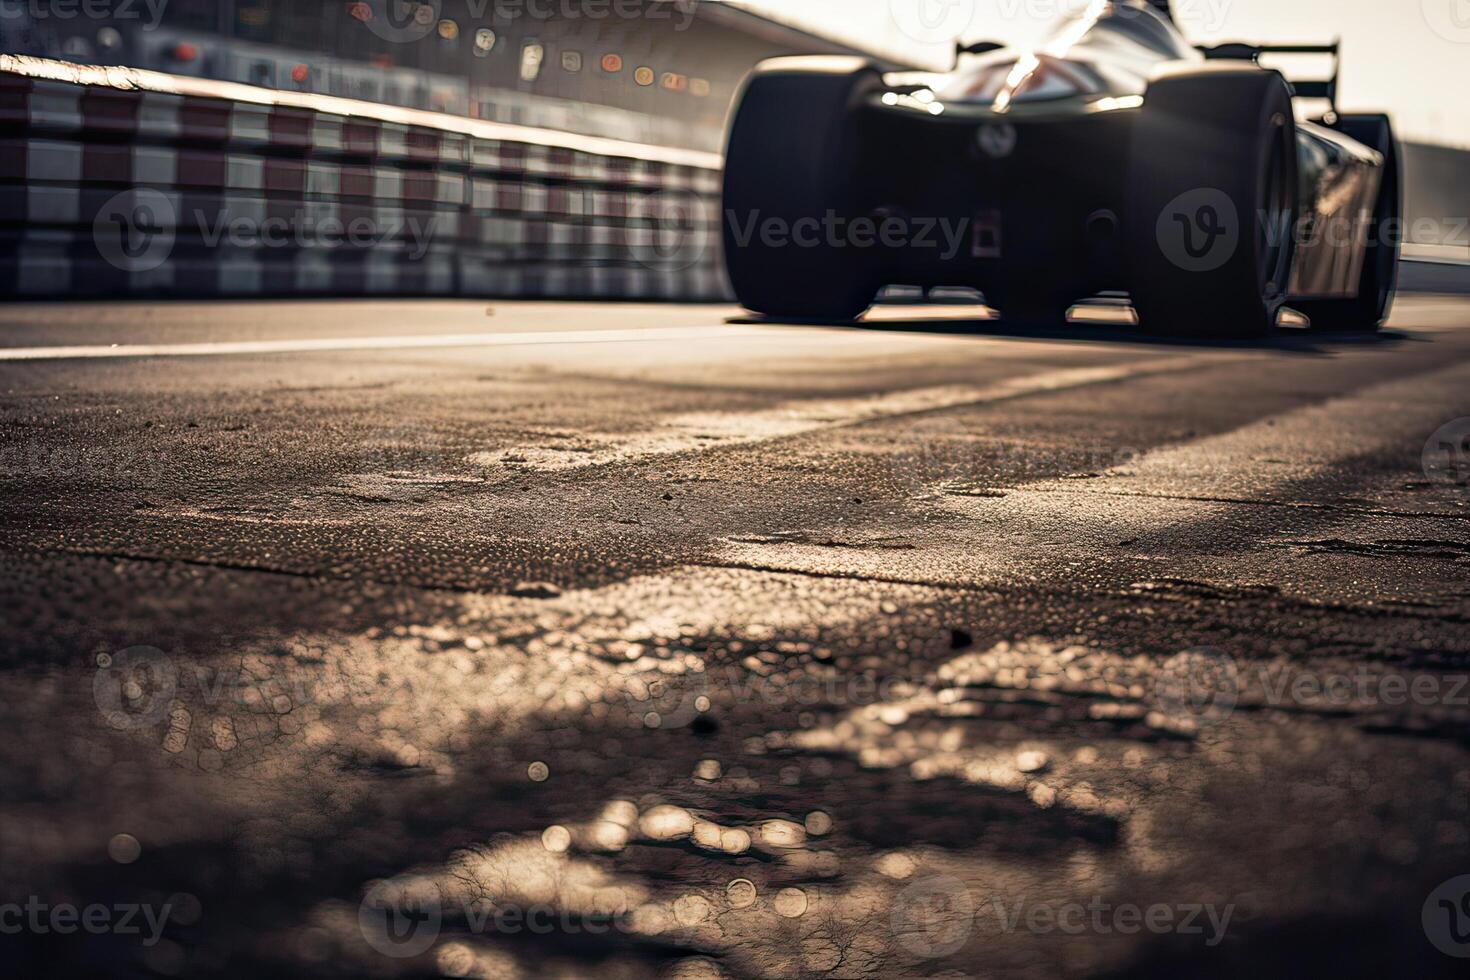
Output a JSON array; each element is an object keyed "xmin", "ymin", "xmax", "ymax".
[
  {"xmin": 722, "ymin": 58, "xmax": 881, "ymax": 321},
  {"xmin": 1126, "ymin": 65, "xmax": 1299, "ymax": 339}
]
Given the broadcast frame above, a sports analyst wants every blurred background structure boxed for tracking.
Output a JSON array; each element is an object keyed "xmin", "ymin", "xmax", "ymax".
[
  {"xmin": 0, "ymin": 0, "xmax": 906, "ymax": 152},
  {"xmin": 0, "ymin": 0, "xmax": 1465, "ymax": 300}
]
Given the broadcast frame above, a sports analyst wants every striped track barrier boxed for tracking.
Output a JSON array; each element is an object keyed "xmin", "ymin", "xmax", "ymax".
[{"xmin": 0, "ymin": 55, "xmax": 729, "ymax": 301}]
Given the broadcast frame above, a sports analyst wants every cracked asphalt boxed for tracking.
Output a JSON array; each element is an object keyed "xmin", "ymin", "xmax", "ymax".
[{"xmin": 3, "ymin": 296, "xmax": 1470, "ymax": 979}]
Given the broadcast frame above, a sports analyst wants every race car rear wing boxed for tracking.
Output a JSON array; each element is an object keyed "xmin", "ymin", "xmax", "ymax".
[{"xmin": 1197, "ymin": 40, "xmax": 1340, "ymax": 110}]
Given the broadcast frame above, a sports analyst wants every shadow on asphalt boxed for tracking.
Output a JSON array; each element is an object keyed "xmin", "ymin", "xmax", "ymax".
[{"xmin": 727, "ymin": 311, "xmax": 1417, "ymax": 354}]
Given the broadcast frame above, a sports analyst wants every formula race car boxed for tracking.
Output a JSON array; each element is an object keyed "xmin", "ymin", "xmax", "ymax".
[{"xmin": 721, "ymin": 0, "xmax": 1400, "ymax": 337}]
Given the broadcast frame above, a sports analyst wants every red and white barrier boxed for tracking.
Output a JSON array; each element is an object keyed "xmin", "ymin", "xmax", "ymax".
[{"xmin": 0, "ymin": 56, "xmax": 729, "ymax": 301}]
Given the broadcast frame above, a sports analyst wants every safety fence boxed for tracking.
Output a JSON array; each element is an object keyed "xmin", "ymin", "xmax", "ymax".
[{"xmin": 0, "ymin": 56, "xmax": 730, "ymax": 301}]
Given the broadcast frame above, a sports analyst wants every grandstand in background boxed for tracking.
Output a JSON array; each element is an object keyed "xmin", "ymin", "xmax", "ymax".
[{"xmin": 0, "ymin": 0, "xmax": 898, "ymax": 151}]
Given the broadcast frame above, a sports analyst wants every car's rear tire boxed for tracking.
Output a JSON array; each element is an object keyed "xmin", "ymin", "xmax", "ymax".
[
  {"xmin": 722, "ymin": 58, "xmax": 880, "ymax": 321},
  {"xmin": 1291, "ymin": 114, "xmax": 1401, "ymax": 333},
  {"xmin": 1126, "ymin": 65, "xmax": 1299, "ymax": 339}
]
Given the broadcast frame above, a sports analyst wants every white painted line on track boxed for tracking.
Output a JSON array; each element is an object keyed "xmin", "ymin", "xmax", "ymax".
[
  {"xmin": 709, "ymin": 358, "xmax": 1470, "ymax": 590},
  {"xmin": 0, "ymin": 325, "xmax": 776, "ymax": 361},
  {"xmin": 1022, "ymin": 357, "xmax": 1470, "ymax": 504},
  {"xmin": 476, "ymin": 353, "xmax": 1251, "ymax": 471}
]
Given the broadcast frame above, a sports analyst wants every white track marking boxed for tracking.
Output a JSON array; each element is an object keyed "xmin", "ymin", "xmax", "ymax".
[
  {"xmin": 0, "ymin": 326, "xmax": 773, "ymax": 361},
  {"xmin": 1023, "ymin": 359, "xmax": 1470, "ymax": 503},
  {"xmin": 474, "ymin": 354, "xmax": 1250, "ymax": 472},
  {"xmin": 711, "ymin": 358, "xmax": 1470, "ymax": 594}
]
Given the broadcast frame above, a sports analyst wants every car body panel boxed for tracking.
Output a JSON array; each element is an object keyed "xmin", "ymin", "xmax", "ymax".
[{"xmin": 1292, "ymin": 120, "xmax": 1383, "ymax": 298}]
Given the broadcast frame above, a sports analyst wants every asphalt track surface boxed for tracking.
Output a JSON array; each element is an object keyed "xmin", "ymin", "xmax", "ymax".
[{"xmin": 3, "ymin": 296, "xmax": 1470, "ymax": 978}]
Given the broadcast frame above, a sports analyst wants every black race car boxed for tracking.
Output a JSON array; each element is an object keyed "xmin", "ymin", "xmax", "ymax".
[{"xmin": 721, "ymin": 0, "xmax": 1400, "ymax": 337}]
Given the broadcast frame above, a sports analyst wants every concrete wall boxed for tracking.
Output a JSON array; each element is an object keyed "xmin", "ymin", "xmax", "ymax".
[
  {"xmin": 1400, "ymin": 141, "xmax": 1470, "ymax": 293},
  {"xmin": 1403, "ymin": 141, "xmax": 1470, "ymax": 250}
]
